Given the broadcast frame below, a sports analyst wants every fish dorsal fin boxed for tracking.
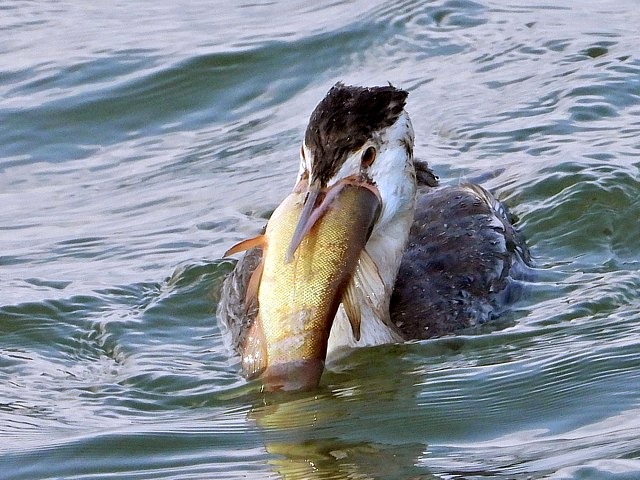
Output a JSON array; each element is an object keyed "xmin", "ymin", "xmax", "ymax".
[
  {"xmin": 224, "ymin": 234, "xmax": 265, "ymax": 257},
  {"xmin": 340, "ymin": 248, "xmax": 387, "ymax": 341}
]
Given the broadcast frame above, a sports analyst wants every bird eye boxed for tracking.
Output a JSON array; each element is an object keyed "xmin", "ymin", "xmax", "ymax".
[{"xmin": 361, "ymin": 146, "xmax": 376, "ymax": 167}]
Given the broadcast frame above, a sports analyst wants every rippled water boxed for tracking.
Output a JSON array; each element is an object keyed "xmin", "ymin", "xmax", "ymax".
[{"xmin": 2, "ymin": 1, "xmax": 640, "ymax": 479}]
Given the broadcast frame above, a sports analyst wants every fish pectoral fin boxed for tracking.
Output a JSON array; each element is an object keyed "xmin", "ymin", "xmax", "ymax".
[
  {"xmin": 340, "ymin": 248, "xmax": 389, "ymax": 342},
  {"xmin": 355, "ymin": 248, "xmax": 386, "ymax": 311},
  {"xmin": 356, "ymin": 250, "xmax": 404, "ymax": 341},
  {"xmin": 224, "ymin": 234, "xmax": 266, "ymax": 257},
  {"xmin": 241, "ymin": 315, "xmax": 268, "ymax": 379},
  {"xmin": 342, "ymin": 279, "xmax": 362, "ymax": 341}
]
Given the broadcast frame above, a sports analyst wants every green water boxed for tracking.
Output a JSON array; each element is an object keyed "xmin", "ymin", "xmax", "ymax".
[{"xmin": 2, "ymin": 1, "xmax": 640, "ymax": 479}]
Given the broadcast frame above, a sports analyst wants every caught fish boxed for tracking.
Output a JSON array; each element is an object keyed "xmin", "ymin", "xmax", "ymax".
[{"xmin": 225, "ymin": 181, "xmax": 380, "ymax": 390}]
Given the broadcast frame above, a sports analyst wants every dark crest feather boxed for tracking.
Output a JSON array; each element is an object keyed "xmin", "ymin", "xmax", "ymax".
[{"xmin": 304, "ymin": 83, "xmax": 408, "ymax": 185}]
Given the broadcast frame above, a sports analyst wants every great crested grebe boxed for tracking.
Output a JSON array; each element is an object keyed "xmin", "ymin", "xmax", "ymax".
[{"xmin": 218, "ymin": 83, "xmax": 530, "ymax": 390}]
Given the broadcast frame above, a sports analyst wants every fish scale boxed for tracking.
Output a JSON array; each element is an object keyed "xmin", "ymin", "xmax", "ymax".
[{"xmin": 257, "ymin": 185, "xmax": 379, "ymax": 372}]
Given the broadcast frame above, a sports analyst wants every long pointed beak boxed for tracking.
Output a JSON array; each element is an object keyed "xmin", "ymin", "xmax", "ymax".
[
  {"xmin": 285, "ymin": 181, "xmax": 322, "ymax": 263},
  {"xmin": 286, "ymin": 177, "xmax": 382, "ymax": 263},
  {"xmin": 241, "ymin": 177, "xmax": 381, "ymax": 390}
]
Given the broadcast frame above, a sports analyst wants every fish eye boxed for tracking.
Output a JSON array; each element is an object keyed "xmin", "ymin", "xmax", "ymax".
[{"xmin": 361, "ymin": 146, "xmax": 376, "ymax": 167}]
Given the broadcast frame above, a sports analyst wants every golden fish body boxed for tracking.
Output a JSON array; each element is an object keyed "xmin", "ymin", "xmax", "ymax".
[{"xmin": 241, "ymin": 183, "xmax": 379, "ymax": 390}]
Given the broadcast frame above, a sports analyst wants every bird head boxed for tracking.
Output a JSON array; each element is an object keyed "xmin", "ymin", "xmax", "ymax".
[{"xmin": 292, "ymin": 83, "xmax": 416, "ymax": 257}]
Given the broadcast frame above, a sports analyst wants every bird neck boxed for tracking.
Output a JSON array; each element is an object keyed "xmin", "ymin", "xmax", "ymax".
[
  {"xmin": 326, "ymin": 160, "xmax": 417, "ymax": 358},
  {"xmin": 325, "ymin": 207, "xmax": 415, "ymax": 358},
  {"xmin": 366, "ymin": 203, "xmax": 416, "ymax": 302}
]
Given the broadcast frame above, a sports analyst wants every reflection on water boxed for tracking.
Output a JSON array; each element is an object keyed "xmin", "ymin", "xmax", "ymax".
[
  {"xmin": 246, "ymin": 329, "xmax": 640, "ymax": 479},
  {"xmin": 2, "ymin": 0, "xmax": 640, "ymax": 478},
  {"xmin": 250, "ymin": 369, "xmax": 432, "ymax": 480}
]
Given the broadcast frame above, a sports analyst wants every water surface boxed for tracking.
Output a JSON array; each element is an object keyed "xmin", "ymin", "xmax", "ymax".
[{"xmin": 2, "ymin": 1, "xmax": 640, "ymax": 479}]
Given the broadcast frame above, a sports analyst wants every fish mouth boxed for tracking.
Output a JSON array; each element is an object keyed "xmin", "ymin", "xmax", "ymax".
[
  {"xmin": 242, "ymin": 176, "xmax": 381, "ymax": 391},
  {"xmin": 287, "ymin": 175, "xmax": 382, "ymax": 263}
]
